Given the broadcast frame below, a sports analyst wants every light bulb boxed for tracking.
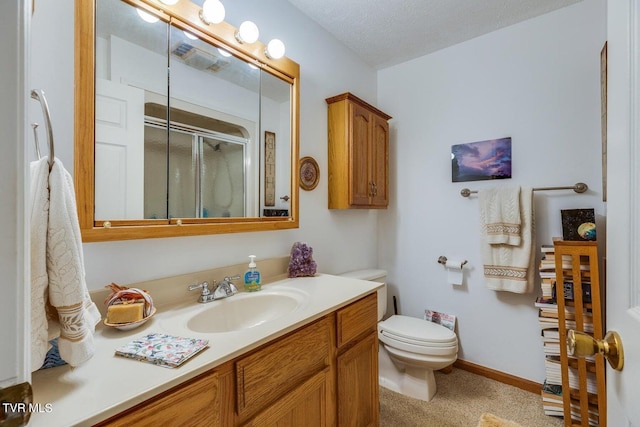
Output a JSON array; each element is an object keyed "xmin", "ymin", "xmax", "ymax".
[
  {"xmin": 200, "ymin": 0, "xmax": 225, "ymax": 25},
  {"xmin": 265, "ymin": 39, "xmax": 285, "ymax": 59},
  {"xmin": 184, "ymin": 31, "xmax": 198, "ymax": 40},
  {"xmin": 235, "ymin": 21, "xmax": 259, "ymax": 44},
  {"xmin": 136, "ymin": 8, "xmax": 159, "ymax": 23}
]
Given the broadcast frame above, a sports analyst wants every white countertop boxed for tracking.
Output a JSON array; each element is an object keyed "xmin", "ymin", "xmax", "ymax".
[{"xmin": 30, "ymin": 274, "xmax": 381, "ymax": 427}]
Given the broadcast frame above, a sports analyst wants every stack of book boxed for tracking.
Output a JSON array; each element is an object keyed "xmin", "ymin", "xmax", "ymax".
[
  {"xmin": 539, "ymin": 245, "xmax": 558, "ymax": 299},
  {"xmin": 540, "ymin": 380, "xmax": 563, "ymax": 418},
  {"xmin": 541, "ymin": 379, "xmax": 599, "ymax": 426},
  {"xmin": 536, "ymin": 244, "xmax": 595, "ymax": 420}
]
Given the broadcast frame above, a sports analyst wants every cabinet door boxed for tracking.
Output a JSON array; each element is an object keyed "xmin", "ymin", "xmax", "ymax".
[
  {"xmin": 369, "ymin": 114, "xmax": 389, "ymax": 207},
  {"xmin": 349, "ymin": 102, "xmax": 373, "ymax": 206},
  {"xmin": 243, "ymin": 369, "xmax": 330, "ymax": 427},
  {"xmin": 337, "ymin": 333, "xmax": 379, "ymax": 427}
]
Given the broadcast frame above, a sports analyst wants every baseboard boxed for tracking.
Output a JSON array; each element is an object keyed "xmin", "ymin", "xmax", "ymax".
[{"xmin": 453, "ymin": 359, "xmax": 541, "ymax": 394}]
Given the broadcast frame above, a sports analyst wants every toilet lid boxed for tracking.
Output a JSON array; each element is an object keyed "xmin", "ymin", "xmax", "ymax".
[{"xmin": 378, "ymin": 315, "xmax": 457, "ymax": 346}]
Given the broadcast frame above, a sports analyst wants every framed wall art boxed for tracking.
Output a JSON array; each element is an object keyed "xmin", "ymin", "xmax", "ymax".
[
  {"xmin": 264, "ymin": 131, "xmax": 276, "ymax": 206},
  {"xmin": 601, "ymin": 42, "xmax": 607, "ymax": 202},
  {"xmin": 451, "ymin": 137, "xmax": 512, "ymax": 183}
]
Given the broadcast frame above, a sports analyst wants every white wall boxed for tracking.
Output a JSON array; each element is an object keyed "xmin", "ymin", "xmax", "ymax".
[
  {"xmin": 30, "ymin": 0, "xmax": 380, "ymax": 289},
  {"xmin": 0, "ymin": 0, "xmax": 29, "ymax": 387},
  {"xmin": 377, "ymin": 0, "xmax": 606, "ymax": 382}
]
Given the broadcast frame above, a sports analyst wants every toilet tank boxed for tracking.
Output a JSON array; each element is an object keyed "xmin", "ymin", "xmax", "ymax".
[{"xmin": 338, "ymin": 269, "xmax": 387, "ymax": 321}]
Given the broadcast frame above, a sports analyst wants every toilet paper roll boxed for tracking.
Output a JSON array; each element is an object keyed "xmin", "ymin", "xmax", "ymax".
[
  {"xmin": 445, "ymin": 259, "xmax": 464, "ymax": 286},
  {"xmin": 445, "ymin": 259, "xmax": 465, "ymax": 269}
]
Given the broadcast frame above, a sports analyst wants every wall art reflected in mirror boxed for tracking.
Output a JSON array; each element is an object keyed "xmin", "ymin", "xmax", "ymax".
[{"xmin": 76, "ymin": 0, "xmax": 299, "ymax": 241}]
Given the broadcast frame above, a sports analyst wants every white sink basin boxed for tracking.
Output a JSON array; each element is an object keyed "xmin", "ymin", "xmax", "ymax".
[{"xmin": 186, "ymin": 288, "xmax": 308, "ymax": 333}]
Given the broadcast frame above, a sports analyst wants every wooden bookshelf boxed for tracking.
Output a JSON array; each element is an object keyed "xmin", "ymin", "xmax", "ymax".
[{"xmin": 554, "ymin": 241, "xmax": 606, "ymax": 427}]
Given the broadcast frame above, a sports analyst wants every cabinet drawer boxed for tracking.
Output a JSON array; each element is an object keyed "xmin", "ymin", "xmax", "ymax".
[
  {"xmin": 97, "ymin": 371, "xmax": 219, "ymax": 427},
  {"xmin": 236, "ymin": 316, "xmax": 333, "ymax": 417},
  {"xmin": 336, "ymin": 293, "xmax": 377, "ymax": 348}
]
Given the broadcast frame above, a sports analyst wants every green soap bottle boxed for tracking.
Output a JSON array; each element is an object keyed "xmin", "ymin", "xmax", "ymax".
[{"xmin": 244, "ymin": 255, "xmax": 262, "ymax": 292}]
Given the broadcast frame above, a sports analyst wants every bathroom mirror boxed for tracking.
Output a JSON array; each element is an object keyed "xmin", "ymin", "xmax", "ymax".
[{"xmin": 75, "ymin": 0, "xmax": 299, "ymax": 241}]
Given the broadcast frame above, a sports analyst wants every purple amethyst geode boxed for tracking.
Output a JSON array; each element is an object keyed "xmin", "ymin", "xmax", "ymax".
[{"xmin": 287, "ymin": 242, "xmax": 317, "ymax": 278}]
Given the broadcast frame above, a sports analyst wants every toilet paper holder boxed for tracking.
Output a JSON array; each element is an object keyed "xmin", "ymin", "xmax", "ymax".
[{"xmin": 437, "ymin": 256, "xmax": 468, "ymax": 267}]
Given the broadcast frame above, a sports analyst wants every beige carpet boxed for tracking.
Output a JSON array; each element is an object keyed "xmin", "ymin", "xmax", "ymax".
[{"xmin": 379, "ymin": 368, "xmax": 564, "ymax": 427}]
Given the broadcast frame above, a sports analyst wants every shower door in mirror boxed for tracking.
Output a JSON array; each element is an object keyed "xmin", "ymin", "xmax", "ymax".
[{"xmin": 94, "ymin": 0, "xmax": 168, "ymax": 220}]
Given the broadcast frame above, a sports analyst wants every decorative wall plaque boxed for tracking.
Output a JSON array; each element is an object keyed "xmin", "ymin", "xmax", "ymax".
[
  {"xmin": 265, "ymin": 131, "xmax": 276, "ymax": 206},
  {"xmin": 299, "ymin": 156, "xmax": 319, "ymax": 191}
]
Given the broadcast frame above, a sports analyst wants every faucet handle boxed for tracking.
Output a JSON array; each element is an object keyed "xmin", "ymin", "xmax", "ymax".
[
  {"xmin": 188, "ymin": 281, "xmax": 211, "ymax": 296},
  {"xmin": 224, "ymin": 275, "xmax": 241, "ymax": 282}
]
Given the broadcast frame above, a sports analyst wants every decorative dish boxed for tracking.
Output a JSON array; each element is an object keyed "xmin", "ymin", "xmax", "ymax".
[{"xmin": 103, "ymin": 283, "xmax": 155, "ymax": 331}]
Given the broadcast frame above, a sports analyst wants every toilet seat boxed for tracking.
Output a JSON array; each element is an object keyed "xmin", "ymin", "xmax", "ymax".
[{"xmin": 378, "ymin": 315, "xmax": 458, "ymax": 356}]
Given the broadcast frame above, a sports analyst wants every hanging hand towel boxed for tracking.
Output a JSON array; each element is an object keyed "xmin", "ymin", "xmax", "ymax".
[
  {"xmin": 480, "ymin": 187, "xmax": 536, "ymax": 294},
  {"xmin": 478, "ymin": 187, "xmax": 522, "ymax": 246},
  {"xmin": 30, "ymin": 158, "xmax": 51, "ymax": 371},
  {"xmin": 46, "ymin": 158, "xmax": 101, "ymax": 368}
]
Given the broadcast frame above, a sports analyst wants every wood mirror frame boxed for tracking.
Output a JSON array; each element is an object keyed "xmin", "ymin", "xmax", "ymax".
[{"xmin": 75, "ymin": 0, "xmax": 300, "ymax": 242}]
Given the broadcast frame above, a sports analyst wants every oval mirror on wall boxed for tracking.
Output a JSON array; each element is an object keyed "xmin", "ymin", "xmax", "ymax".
[{"xmin": 76, "ymin": 0, "xmax": 299, "ymax": 241}]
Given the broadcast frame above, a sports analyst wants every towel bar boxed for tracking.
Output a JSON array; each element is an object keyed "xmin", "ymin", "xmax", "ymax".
[{"xmin": 460, "ymin": 182, "xmax": 588, "ymax": 197}]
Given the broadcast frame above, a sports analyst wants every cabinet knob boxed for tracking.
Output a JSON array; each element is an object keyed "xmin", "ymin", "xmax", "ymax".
[{"xmin": 567, "ymin": 329, "xmax": 624, "ymax": 371}]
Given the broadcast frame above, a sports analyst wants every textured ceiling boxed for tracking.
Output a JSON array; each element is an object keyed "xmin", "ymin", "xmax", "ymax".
[{"xmin": 286, "ymin": 0, "xmax": 582, "ymax": 69}]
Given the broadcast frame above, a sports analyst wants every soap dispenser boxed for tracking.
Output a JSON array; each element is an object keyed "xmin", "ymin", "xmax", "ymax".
[{"xmin": 244, "ymin": 255, "xmax": 262, "ymax": 292}]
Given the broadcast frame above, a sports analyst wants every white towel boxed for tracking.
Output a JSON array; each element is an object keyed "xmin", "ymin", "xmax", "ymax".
[
  {"xmin": 478, "ymin": 187, "xmax": 522, "ymax": 246},
  {"xmin": 30, "ymin": 157, "xmax": 101, "ymax": 371},
  {"xmin": 46, "ymin": 158, "xmax": 101, "ymax": 367},
  {"xmin": 30, "ymin": 158, "xmax": 51, "ymax": 371},
  {"xmin": 480, "ymin": 187, "xmax": 536, "ymax": 293}
]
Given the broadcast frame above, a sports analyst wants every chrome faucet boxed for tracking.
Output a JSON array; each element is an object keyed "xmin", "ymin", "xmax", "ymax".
[
  {"xmin": 212, "ymin": 275, "xmax": 240, "ymax": 300},
  {"xmin": 188, "ymin": 281, "xmax": 215, "ymax": 303},
  {"xmin": 188, "ymin": 275, "xmax": 240, "ymax": 303}
]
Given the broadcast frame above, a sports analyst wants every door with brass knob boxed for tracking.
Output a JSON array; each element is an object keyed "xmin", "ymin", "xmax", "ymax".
[
  {"xmin": 606, "ymin": 1, "xmax": 640, "ymax": 425},
  {"xmin": 567, "ymin": 330, "xmax": 624, "ymax": 371}
]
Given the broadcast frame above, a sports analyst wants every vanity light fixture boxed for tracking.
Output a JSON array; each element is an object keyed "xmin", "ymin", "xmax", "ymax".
[
  {"xmin": 265, "ymin": 38, "xmax": 285, "ymax": 59},
  {"xmin": 158, "ymin": 0, "xmax": 180, "ymax": 5},
  {"xmin": 136, "ymin": 8, "xmax": 160, "ymax": 23},
  {"xmin": 217, "ymin": 48, "xmax": 232, "ymax": 57},
  {"xmin": 235, "ymin": 21, "xmax": 259, "ymax": 44},
  {"xmin": 199, "ymin": 0, "xmax": 225, "ymax": 25}
]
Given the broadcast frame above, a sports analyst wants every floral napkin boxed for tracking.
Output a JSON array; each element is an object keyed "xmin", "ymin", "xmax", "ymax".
[{"xmin": 115, "ymin": 333, "xmax": 208, "ymax": 368}]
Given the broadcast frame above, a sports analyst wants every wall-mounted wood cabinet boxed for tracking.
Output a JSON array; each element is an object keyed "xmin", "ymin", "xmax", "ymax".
[{"xmin": 327, "ymin": 93, "xmax": 392, "ymax": 209}]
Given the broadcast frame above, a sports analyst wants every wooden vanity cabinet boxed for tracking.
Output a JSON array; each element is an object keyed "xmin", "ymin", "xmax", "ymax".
[
  {"xmin": 327, "ymin": 92, "xmax": 392, "ymax": 209},
  {"xmin": 95, "ymin": 293, "xmax": 379, "ymax": 427}
]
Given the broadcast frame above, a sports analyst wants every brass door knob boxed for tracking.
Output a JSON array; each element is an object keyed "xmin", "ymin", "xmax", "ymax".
[{"xmin": 567, "ymin": 329, "xmax": 624, "ymax": 371}]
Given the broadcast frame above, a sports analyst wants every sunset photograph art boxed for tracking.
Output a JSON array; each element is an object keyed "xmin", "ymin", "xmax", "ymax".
[{"xmin": 451, "ymin": 137, "xmax": 512, "ymax": 182}]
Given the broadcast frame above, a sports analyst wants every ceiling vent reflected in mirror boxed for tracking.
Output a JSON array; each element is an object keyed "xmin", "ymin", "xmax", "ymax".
[{"xmin": 171, "ymin": 42, "xmax": 230, "ymax": 72}]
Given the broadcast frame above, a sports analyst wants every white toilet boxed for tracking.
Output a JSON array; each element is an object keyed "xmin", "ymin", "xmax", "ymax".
[{"xmin": 339, "ymin": 269, "xmax": 458, "ymax": 402}]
